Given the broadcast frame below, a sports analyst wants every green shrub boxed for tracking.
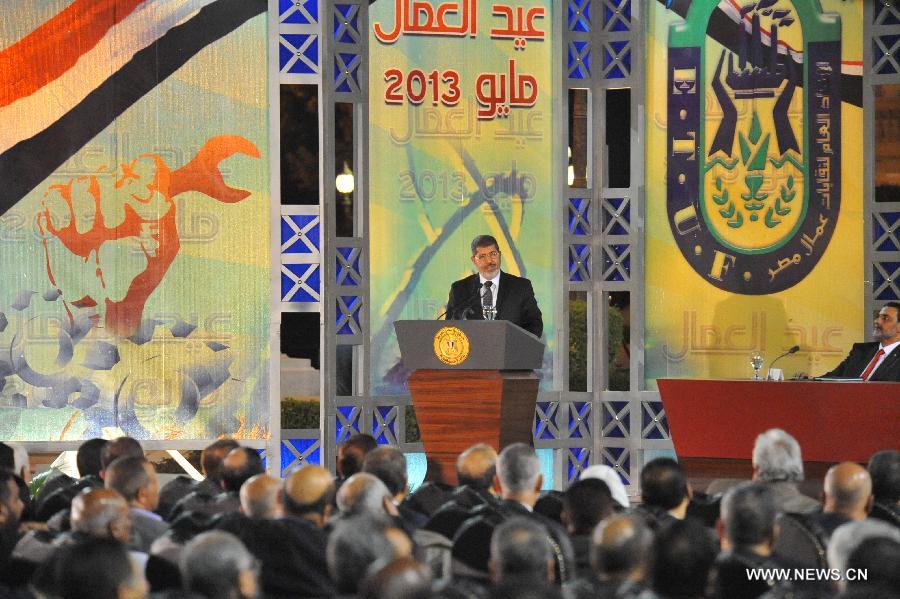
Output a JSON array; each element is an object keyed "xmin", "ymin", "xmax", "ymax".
[
  {"xmin": 281, "ymin": 397, "xmax": 320, "ymax": 429},
  {"xmin": 569, "ymin": 298, "xmax": 629, "ymax": 391}
]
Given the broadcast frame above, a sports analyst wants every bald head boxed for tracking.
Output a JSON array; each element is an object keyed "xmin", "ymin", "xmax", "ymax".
[
  {"xmin": 591, "ymin": 514, "xmax": 654, "ymax": 582},
  {"xmin": 240, "ymin": 474, "xmax": 282, "ymax": 519},
  {"xmin": 71, "ymin": 488, "xmax": 132, "ymax": 542},
  {"xmin": 282, "ymin": 466, "xmax": 335, "ymax": 525},
  {"xmin": 220, "ymin": 447, "xmax": 264, "ymax": 493},
  {"xmin": 337, "ymin": 473, "xmax": 393, "ymax": 517},
  {"xmin": 824, "ymin": 462, "xmax": 872, "ymax": 519},
  {"xmin": 457, "ymin": 444, "xmax": 498, "ymax": 490}
]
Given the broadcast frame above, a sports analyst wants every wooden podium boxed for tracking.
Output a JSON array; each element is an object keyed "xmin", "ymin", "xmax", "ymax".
[
  {"xmin": 658, "ymin": 379, "xmax": 900, "ymax": 481},
  {"xmin": 395, "ymin": 320, "xmax": 545, "ymax": 484}
]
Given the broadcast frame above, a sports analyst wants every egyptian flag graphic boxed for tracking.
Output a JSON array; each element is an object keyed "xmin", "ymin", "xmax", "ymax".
[{"xmin": 0, "ymin": 0, "xmax": 265, "ymax": 214}]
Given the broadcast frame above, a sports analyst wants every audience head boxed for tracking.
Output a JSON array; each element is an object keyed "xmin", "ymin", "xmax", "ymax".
[
  {"xmin": 824, "ymin": 462, "xmax": 873, "ymax": 519},
  {"xmin": 496, "ymin": 443, "xmax": 542, "ymax": 502},
  {"xmin": 719, "ymin": 482, "xmax": 777, "ymax": 551},
  {"xmin": 579, "ymin": 464, "xmax": 630, "ymax": 509},
  {"xmin": 70, "ymin": 488, "xmax": 132, "ymax": 542},
  {"xmin": 181, "ymin": 530, "xmax": 259, "ymax": 599},
  {"xmin": 640, "ymin": 458, "xmax": 689, "ymax": 513},
  {"xmin": 100, "ymin": 437, "xmax": 144, "ymax": 476},
  {"xmin": 7, "ymin": 442, "xmax": 29, "ymax": 483},
  {"xmin": 868, "ymin": 449, "xmax": 900, "ymax": 505},
  {"xmin": 828, "ymin": 519, "xmax": 900, "ymax": 590},
  {"xmin": 562, "ymin": 478, "xmax": 615, "ymax": 535},
  {"xmin": 77, "ymin": 438, "xmax": 109, "ymax": 479},
  {"xmin": 220, "ymin": 447, "xmax": 264, "ymax": 493},
  {"xmin": 456, "ymin": 444, "xmax": 498, "ymax": 490},
  {"xmin": 845, "ymin": 536, "xmax": 900, "ymax": 593},
  {"xmin": 53, "ymin": 538, "xmax": 147, "ymax": 599},
  {"xmin": 752, "ymin": 428, "xmax": 804, "ymax": 482},
  {"xmin": 336, "ymin": 472, "xmax": 395, "ymax": 517},
  {"xmin": 0, "ymin": 443, "xmax": 14, "ymax": 472},
  {"xmin": 652, "ymin": 519, "xmax": 718, "ymax": 599},
  {"xmin": 201, "ymin": 438, "xmax": 241, "ymax": 487},
  {"xmin": 359, "ymin": 556, "xmax": 432, "ymax": 599},
  {"xmin": 489, "ymin": 517, "xmax": 553, "ymax": 584},
  {"xmin": 338, "ymin": 433, "xmax": 378, "ymax": 479},
  {"xmin": 0, "ymin": 470, "xmax": 24, "ymax": 529},
  {"xmin": 281, "ymin": 465, "xmax": 335, "ymax": 526},
  {"xmin": 591, "ymin": 514, "xmax": 654, "ymax": 583},
  {"xmin": 363, "ymin": 446, "xmax": 409, "ymax": 500},
  {"xmin": 327, "ymin": 516, "xmax": 404, "ymax": 594},
  {"xmin": 104, "ymin": 456, "xmax": 159, "ymax": 511},
  {"xmin": 239, "ymin": 474, "xmax": 282, "ymax": 519}
]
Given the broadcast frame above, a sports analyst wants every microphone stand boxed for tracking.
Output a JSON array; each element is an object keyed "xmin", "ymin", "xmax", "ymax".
[{"xmin": 767, "ymin": 345, "xmax": 800, "ymax": 380}]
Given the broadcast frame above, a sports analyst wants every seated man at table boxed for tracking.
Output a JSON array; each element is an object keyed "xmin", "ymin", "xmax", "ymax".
[
  {"xmin": 445, "ymin": 235, "xmax": 542, "ymax": 337},
  {"xmin": 821, "ymin": 301, "xmax": 900, "ymax": 381}
]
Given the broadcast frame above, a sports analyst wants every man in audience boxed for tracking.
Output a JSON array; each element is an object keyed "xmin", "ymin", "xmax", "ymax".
[
  {"xmin": 488, "ymin": 517, "xmax": 556, "ymax": 596},
  {"xmin": 751, "ymin": 428, "xmax": 820, "ymax": 514},
  {"xmin": 240, "ymin": 474, "xmax": 282, "ymax": 519},
  {"xmin": 712, "ymin": 482, "xmax": 797, "ymax": 599},
  {"xmin": 51, "ymin": 537, "xmax": 148, "ymax": 599},
  {"xmin": 181, "ymin": 530, "xmax": 259, "ymax": 599},
  {"xmin": 828, "ymin": 519, "xmax": 900, "ymax": 592},
  {"xmin": 327, "ymin": 516, "xmax": 408, "ymax": 596},
  {"xmin": 561, "ymin": 478, "xmax": 616, "ymax": 578},
  {"xmin": 637, "ymin": 458, "xmax": 691, "ymax": 529},
  {"xmin": 158, "ymin": 438, "xmax": 240, "ymax": 520},
  {"xmin": 281, "ymin": 465, "xmax": 334, "ymax": 530},
  {"xmin": 359, "ymin": 556, "xmax": 433, "ymax": 599},
  {"xmin": 0, "ymin": 471, "xmax": 25, "ymax": 585},
  {"xmin": 100, "ymin": 437, "xmax": 145, "ymax": 480},
  {"xmin": 35, "ymin": 437, "xmax": 108, "ymax": 522},
  {"xmin": 868, "ymin": 448, "xmax": 900, "ymax": 525},
  {"xmin": 844, "ymin": 536, "xmax": 900, "ymax": 596},
  {"xmin": 364, "ymin": 446, "xmax": 427, "ymax": 528},
  {"xmin": 568, "ymin": 514, "xmax": 656, "ymax": 599},
  {"xmin": 818, "ymin": 462, "xmax": 873, "ymax": 535},
  {"xmin": 652, "ymin": 519, "xmax": 718, "ymax": 599},
  {"xmin": 105, "ymin": 456, "xmax": 167, "ymax": 552},
  {"xmin": 336, "ymin": 472, "xmax": 398, "ymax": 519},
  {"xmin": 177, "ymin": 447, "xmax": 263, "ymax": 517},
  {"xmin": 337, "ymin": 433, "xmax": 378, "ymax": 484}
]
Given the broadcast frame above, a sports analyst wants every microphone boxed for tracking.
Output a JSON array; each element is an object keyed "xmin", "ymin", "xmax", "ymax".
[{"xmin": 767, "ymin": 345, "xmax": 800, "ymax": 379}]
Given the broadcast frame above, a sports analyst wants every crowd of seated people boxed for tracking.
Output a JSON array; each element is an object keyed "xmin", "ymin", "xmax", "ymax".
[{"xmin": 0, "ymin": 428, "xmax": 896, "ymax": 598}]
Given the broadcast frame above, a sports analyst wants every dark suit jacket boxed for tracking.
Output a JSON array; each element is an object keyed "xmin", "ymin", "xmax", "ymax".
[
  {"xmin": 446, "ymin": 271, "xmax": 543, "ymax": 337},
  {"xmin": 824, "ymin": 342, "xmax": 900, "ymax": 381}
]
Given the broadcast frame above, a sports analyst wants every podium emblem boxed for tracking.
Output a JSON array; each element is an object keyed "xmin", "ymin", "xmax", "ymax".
[{"xmin": 433, "ymin": 326, "xmax": 470, "ymax": 366}]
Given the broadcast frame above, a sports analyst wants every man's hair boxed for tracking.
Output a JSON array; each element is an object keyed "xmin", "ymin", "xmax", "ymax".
[
  {"xmin": 71, "ymin": 490, "xmax": 129, "ymax": 537},
  {"xmin": 845, "ymin": 536, "xmax": 900, "ymax": 591},
  {"xmin": 640, "ymin": 458, "xmax": 688, "ymax": 510},
  {"xmin": 456, "ymin": 444, "xmax": 497, "ymax": 490},
  {"xmin": 884, "ymin": 301, "xmax": 900, "ymax": 313},
  {"xmin": 490, "ymin": 517, "xmax": 552, "ymax": 582},
  {"xmin": 0, "ymin": 471, "xmax": 17, "ymax": 506},
  {"xmin": 104, "ymin": 456, "xmax": 150, "ymax": 502},
  {"xmin": 339, "ymin": 434, "xmax": 378, "ymax": 478},
  {"xmin": 77, "ymin": 439, "xmax": 108, "ymax": 478},
  {"xmin": 721, "ymin": 482, "xmax": 777, "ymax": 547},
  {"xmin": 868, "ymin": 449, "xmax": 900, "ymax": 504},
  {"xmin": 0, "ymin": 443, "xmax": 13, "ymax": 471},
  {"xmin": 53, "ymin": 538, "xmax": 139, "ymax": 599},
  {"xmin": 652, "ymin": 519, "xmax": 718, "ymax": 599},
  {"xmin": 100, "ymin": 437, "xmax": 144, "ymax": 470},
  {"xmin": 752, "ymin": 428, "xmax": 804, "ymax": 482},
  {"xmin": 200, "ymin": 438, "xmax": 240, "ymax": 485},
  {"xmin": 590, "ymin": 514, "xmax": 654, "ymax": 578},
  {"xmin": 563, "ymin": 478, "xmax": 615, "ymax": 535},
  {"xmin": 283, "ymin": 482, "xmax": 335, "ymax": 519},
  {"xmin": 336, "ymin": 473, "xmax": 392, "ymax": 516},
  {"xmin": 327, "ymin": 516, "xmax": 398, "ymax": 594},
  {"xmin": 220, "ymin": 447, "xmax": 264, "ymax": 493},
  {"xmin": 497, "ymin": 443, "xmax": 540, "ymax": 494},
  {"xmin": 359, "ymin": 556, "xmax": 432, "ymax": 599},
  {"xmin": 363, "ymin": 446, "xmax": 408, "ymax": 497},
  {"xmin": 827, "ymin": 519, "xmax": 900, "ymax": 577},
  {"xmin": 181, "ymin": 530, "xmax": 257, "ymax": 599},
  {"xmin": 470, "ymin": 235, "xmax": 499, "ymax": 255}
]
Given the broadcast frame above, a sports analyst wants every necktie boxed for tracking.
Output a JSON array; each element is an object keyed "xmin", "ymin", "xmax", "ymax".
[
  {"xmin": 482, "ymin": 281, "xmax": 493, "ymax": 311},
  {"xmin": 860, "ymin": 348, "xmax": 886, "ymax": 381}
]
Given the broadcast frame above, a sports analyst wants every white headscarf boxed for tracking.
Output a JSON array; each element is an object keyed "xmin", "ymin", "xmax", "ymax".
[{"xmin": 579, "ymin": 465, "xmax": 630, "ymax": 508}]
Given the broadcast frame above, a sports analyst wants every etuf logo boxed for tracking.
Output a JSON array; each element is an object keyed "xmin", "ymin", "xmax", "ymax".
[{"xmin": 667, "ymin": 0, "xmax": 841, "ymax": 294}]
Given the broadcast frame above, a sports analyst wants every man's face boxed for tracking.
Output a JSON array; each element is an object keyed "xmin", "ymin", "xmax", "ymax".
[
  {"xmin": 0, "ymin": 479, "xmax": 24, "ymax": 527},
  {"xmin": 873, "ymin": 306, "xmax": 900, "ymax": 345},
  {"xmin": 471, "ymin": 244, "xmax": 501, "ymax": 279},
  {"xmin": 141, "ymin": 463, "xmax": 160, "ymax": 511}
]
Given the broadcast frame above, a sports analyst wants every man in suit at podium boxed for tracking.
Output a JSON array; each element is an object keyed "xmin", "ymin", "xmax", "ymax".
[
  {"xmin": 445, "ymin": 234, "xmax": 543, "ymax": 337},
  {"xmin": 823, "ymin": 301, "xmax": 900, "ymax": 381}
]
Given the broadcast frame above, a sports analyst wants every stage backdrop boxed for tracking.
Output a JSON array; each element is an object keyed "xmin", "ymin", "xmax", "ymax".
[
  {"xmin": 0, "ymin": 0, "xmax": 269, "ymax": 441},
  {"xmin": 369, "ymin": 0, "xmax": 559, "ymax": 393},
  {"xmin": 645, "ymin": 0, "xmax": 864, "ymax": 385}
]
